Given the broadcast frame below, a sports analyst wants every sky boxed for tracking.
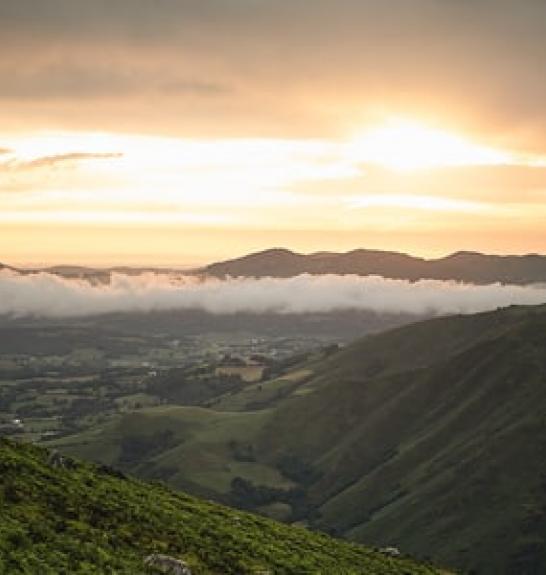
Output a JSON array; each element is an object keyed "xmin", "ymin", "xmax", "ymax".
[{"xmin": 1, "ymin": 0, "xmax": 545, "ymax": 267}]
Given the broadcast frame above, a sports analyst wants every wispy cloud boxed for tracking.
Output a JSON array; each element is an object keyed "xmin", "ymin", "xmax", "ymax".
[
  {"xmin": 21, "ymin": 152, "xmax": 123, "ymax": 169},
  {"xmin": 1, "ymin": 151, "xmax": 123, "ymax": 171}
]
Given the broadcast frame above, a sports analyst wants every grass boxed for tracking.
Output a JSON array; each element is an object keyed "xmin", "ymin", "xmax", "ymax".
[
  {"xmin": 211, "ymin": 369, "xmax": 314, "ymax": 411},
  {"xmin": 0, "ymin": 438, "xmax": 446, "ymax": 574},
  {"xmin": 51, "ymin": 406, "xmax": 288, "ymax": 496}
]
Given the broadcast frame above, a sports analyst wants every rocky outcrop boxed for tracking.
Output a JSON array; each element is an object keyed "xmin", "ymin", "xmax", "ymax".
[{"xmin": 144, "ymin": 554, "xmax": 192, "ymax": 575}]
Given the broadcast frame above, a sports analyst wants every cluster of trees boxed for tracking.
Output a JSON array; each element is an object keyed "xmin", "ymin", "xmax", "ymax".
[{"xmin": 146, "ymin": 368, "xmax": 244, "ymax": 406}]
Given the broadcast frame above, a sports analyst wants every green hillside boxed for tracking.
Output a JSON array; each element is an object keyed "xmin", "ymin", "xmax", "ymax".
[
  {"xmin": 0, "ymin": 439, "xmax": 444, "ymax": 575},
  {"xmin": 51, "ymin": 406, "xmax": 284, "ymax": 499},
  {"xmin": 259, "ymin": 307, "xmax": 546, "ymax": 574},
  {"xmin": 49, "ymin": 304, "xmax": 546, "ymax": 573}
]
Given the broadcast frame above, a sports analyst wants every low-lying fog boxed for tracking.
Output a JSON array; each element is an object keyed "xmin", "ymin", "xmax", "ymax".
[{"xmin": 1, "ymin": 270, "xmax": 545, "ymax": 318}]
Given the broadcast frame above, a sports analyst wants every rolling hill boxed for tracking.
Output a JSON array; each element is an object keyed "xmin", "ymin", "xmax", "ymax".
[
  {"xmin": 0, "ymin": 438, "xmax": 444, "ymax": 574},
  {"xmin": 204, "ymin": 248, "xmax": 546, "ymax": 285},
  {"xmin": 51, "ymin": 304, "xmax": 546, "ymax": 574}
]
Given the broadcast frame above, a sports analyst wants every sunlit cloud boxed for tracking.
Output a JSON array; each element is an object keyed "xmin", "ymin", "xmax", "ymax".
[{"xmin": 0, "ymin": 132, "xmax": 358, "ymax": 212}]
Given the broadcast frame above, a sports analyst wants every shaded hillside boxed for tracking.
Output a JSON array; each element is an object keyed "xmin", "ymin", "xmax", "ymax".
[
  {"xmin": 257, "ymin": 305, "xmax": 546, "ymax": 574},
  {"xmin": 51, "ymin": 304, "xmax": 546, "ymax": 574},
  {"xmin": 204, "ymin": 248, "xmax": 546, "ymax": 285},
  {"xmin": 0, "ymin": 439, "xmax": 442, "ymax": 575}
]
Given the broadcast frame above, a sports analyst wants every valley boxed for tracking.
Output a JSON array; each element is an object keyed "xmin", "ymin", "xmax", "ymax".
[
  {"xmin": 24, "ymin": 303, "xmax": 546, "ymax": 574},
  {"xmin": 0, "ymin": 308, "xmax": 412, "ymax": 444},
  {"xmin": 1, "ymin": 265, "xmax": 545, "ymax": 574}
]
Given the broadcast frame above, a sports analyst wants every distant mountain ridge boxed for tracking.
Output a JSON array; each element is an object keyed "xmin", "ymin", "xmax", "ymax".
[
  {"xmin": 0, "ymin": 262, "xmax": 18, "ymax": 273},
  {"xmin": 3, "ymin": 248, "xmax": 546, "ymax": 285},
  {"xmin": 204, "ymin": 248, "xmax": 546, "ymax": 285}
]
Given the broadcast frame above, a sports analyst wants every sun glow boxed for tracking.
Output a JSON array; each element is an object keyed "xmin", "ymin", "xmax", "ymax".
[{"xmin": 349, "ymin": 119, "xmax": 511, "ymax": 171}]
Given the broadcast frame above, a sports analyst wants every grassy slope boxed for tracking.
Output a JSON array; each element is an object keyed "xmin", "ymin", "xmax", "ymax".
[
  {"xmin": 210, "ymin": 369, "xmax": 315, "ymax": 412},
  {"xmin": 0, "ymin": 439, "xmax": 445, "ymax": 575},
  {"xmin": 258, "ymin": 306, "xmax": 546, "ymax": 574},
  {"xmin": 52, "ymin": 406, "xmax": 285, "ymax": 499}
]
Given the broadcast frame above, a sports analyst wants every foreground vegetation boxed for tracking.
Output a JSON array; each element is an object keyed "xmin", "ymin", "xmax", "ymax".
[{"xmin": 0, "ymin": 439, "xmax": 445, "ymax": 574}]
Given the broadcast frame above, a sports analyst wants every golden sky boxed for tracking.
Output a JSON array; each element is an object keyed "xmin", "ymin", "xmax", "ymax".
[{"xmin": 1, "ymin": 1, "xmax": 545, "ymax": 266}]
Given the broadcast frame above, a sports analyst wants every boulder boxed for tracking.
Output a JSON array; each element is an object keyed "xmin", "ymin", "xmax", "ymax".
[{"xmin": 144, "ymin": 554, "xmax": 192, "ymax": 575}]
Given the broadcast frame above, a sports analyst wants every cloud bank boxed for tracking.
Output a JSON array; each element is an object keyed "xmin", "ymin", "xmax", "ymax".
[
  {"xmin": 0, "ymin": 270, "xmax": 545, "ymax": 318},
  {"xmin": 2, "ymin": 0, "xmax": 546, "ymax": 144}
]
